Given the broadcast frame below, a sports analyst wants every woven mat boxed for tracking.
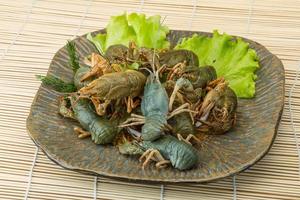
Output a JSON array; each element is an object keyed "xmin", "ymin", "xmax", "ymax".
[{"xmin": 0, "ymin": 0, "xmax": 299, "ymax": 199}]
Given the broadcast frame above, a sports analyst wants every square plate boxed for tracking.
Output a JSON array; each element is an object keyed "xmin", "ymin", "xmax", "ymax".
[{"xmin": 27, "ymin": 30, "xmax": 285, "ymax": 183}]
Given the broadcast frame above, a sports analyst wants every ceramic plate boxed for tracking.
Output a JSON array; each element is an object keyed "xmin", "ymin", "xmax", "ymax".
[{"xmin": 27, "ymin": 30, "xmax": 285, "ymax": 183}]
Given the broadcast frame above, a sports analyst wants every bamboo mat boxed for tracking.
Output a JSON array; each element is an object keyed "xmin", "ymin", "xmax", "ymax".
[{"xmin": 0, "ymin": 0, "xmax": 299, "ymax": 199}]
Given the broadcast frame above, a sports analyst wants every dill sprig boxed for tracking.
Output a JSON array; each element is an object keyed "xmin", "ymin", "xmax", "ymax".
[
  {"xmin": 66, "ymin": 40, "xmax": 80, "ymax": 73},
  {"xmin": 36, "ymin": 75, "xmax": 76, "ymax": 93}
]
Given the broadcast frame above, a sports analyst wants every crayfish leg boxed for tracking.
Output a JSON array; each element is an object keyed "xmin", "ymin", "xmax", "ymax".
[
  {"xmin": 177, "ymin": 133, "xmax": 200, "ymax": 145},
  {"xmin": 198, "ymin": 101, "xmax": 215, "ymax": 119},
  {"xmin": 74, "ymin": 127, "xmax": 91, "ymax": 139},
  {"xmin": 80, "ymin": 64, "xmax": 101, "ymax": 82},
  {"xmin": 167, "ymin": 62, "xmax": 185, "ymax": 80},
  {"xmin": 58, "ymin": 96, "xmax": 76, "ymax": 119},
  {"xmin": 158, "ymin": 64, "xmax": 167, "ymax": 78},
  {"xmin": 126, "ymin": 96, "xmax": 140, "ymax": 113},
  {"xmin": 169, "ymin": 83, "xmax": 181, "ymax": 111},
  {"xmin": 168, "ymin": 103, "xmax": 196, "ymax": 124},
  {"xmin": 91, "ymin": 98, "xmax": 111, "ymax": 116},
  {"xmin": 206, "ymin": 77, "xmax": 225, "ymax": 90},
  {"xmin": 139, "ymin": 149, "xmax": 169, "ymax": 169},
  {"xmin": 164, "ymin": 123, "xmax": 173, "ymax": 132},
  {"xmin": 118, "ymin": 114, "xmax": 145, "ymax": 128},
  {"xmin": 80, "ymin": 53, "xmax": 110, "ymax": 82},
  {"xmin": 155, "ymin": 160, "xmax": 171, "ymax": 169},
  {"xmin": 169, "ymin": 77, "xmax": 193, "ymax": 111}
]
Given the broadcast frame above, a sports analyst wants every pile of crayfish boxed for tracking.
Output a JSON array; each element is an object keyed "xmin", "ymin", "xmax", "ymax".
[{"xmin": 56, "ymin": 42, "xmax": 237, "ymax": 171}]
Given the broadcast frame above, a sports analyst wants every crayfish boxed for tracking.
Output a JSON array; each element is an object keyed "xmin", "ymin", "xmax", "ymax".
[
  {"xmin": 58, "ymin": 94, "xmax": 122, "ymax": 144},
  {"xmin": 117, "ymin": 130, "xmax": 199, "ymax": 170},
  {"xmin": 197, "ymin": 79, "xmax": 237, "ymax": 134},
  {"xmin": 74, "ymin": 49, "xmax": 147, "ymax": 116},
  {"xmin": 79, "ymin": 69, "xmax": 146, "ymax": 115}
]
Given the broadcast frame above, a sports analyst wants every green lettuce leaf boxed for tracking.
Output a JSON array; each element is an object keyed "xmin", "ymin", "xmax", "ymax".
[
  {"xmin": 175, "ymin": 30, "xmax": 259, "ymax": 98},
  {"xmin": 87, "ymin": 33, "xmax": 106, "ymax": 55},
  {"xmin": 87, "ymin": 13, "xmax": 169, "ymax": 53}
]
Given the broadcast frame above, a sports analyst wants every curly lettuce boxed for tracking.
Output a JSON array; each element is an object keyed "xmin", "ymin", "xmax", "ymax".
[
  {"xmin": 88, "ymin": 13, "xmax": 169, "ymax": 53},
  {"xmin": 175, "ymin": 30, "xmax": 259, "ymax": 98}
]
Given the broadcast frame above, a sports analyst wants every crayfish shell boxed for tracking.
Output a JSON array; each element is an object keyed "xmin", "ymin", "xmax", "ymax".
[
  {"xmin": 198, "ymin": 85, "xmax": 237, "ymax": 135},
  {"xmin": 79, "ymin": 70, "xmax": 147, "ymax": 99},
  {"xmin": 159, "ymin": 49, "xmax": 199, "ymax": 67}
]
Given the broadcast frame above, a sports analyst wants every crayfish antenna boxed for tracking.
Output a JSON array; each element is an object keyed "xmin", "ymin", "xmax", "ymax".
[
  {"xmin": 151, "ymin": 49, "xmax": 156, "ymax": 75},
  {"xmin": 151, "ymin": 49, "xmax": 163, "ymax": 84}
]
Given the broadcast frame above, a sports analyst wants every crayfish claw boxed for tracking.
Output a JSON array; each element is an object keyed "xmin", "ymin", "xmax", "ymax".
[
  {"xmin": 126, "ymin": 96, "xmax": 140, "ymax": 113},
  {"xmin": 206, "ymin": 77, "xmax": 225, "ymax": 89},
  {"xmin": 80, "ymin": 53, "xmax": 111, "ymax": 82}
]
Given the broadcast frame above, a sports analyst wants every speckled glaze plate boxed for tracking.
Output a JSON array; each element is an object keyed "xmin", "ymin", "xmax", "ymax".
[{"xmin": 26, "ymin": 30, "xmax": 285, "ymax": 183}]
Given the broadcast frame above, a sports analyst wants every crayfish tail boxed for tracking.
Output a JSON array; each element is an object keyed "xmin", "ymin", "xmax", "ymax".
[{"xmin": 141, "ymin": 114, "xmax": 167, "ymax": 141}]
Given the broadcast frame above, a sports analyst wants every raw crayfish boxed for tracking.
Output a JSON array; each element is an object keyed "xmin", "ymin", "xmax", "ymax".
[
  {"xmin": 197, "ymin": 80, "xmax": 237, "ymax": 134},
  {"xmin": 119, "ymin": 69, "xmax": 169, "ymax": 141},
  {"xmin": 79, "ymin": 69, "xmax": 147, "ymax": 115},
  {"xmin": 117, "ymin": 130, "xmax": 199, "ymax": 170},
  {"xmin": 59, "ymin": 95, "xmax": 121, "ymax": 144}
]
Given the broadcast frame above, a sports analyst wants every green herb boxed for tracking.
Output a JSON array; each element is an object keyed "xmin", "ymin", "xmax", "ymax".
[
  {"xmin": 66, "ymin": 41, "xmax": 80, "ymax": 73},
  {"xmin": 175, "ymin": 30, "xmax": 259, "ymax": 98},
  {"xmin": 87, "ymin": 13, "xmax": 170, "ymax": 53},
  {"xmin": 36, "ymin": 75, "xmax": 76, "ymax": 93}
]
